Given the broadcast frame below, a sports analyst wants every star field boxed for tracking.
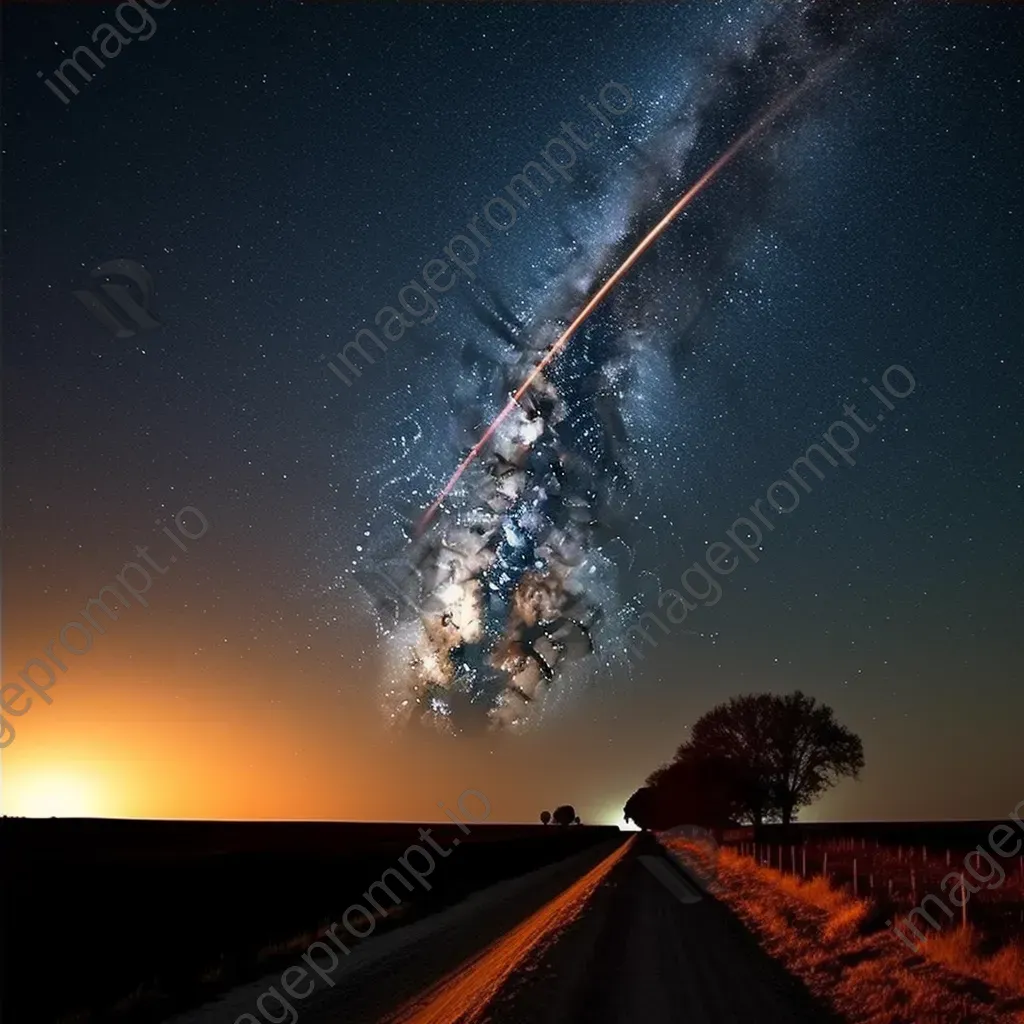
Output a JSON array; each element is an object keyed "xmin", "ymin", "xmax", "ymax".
[{"xmin": 2, "ymin": 1, "xmax": 1022, "ymax": 823}]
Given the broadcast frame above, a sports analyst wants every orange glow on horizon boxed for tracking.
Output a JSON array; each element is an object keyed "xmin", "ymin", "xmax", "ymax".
[
  {"xmin": 0, "ymin": 657, "xmax": 379, "ymax": 821},
  {"xmin": 3, "ymin": 766, "xmax": 109, "ymax": 818}
]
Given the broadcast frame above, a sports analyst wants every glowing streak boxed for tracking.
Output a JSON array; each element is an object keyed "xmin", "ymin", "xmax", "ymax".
[
  {"xmin": 418, "ymin": 77, "xmax": 820, "ymax": 534},
  {"xmin": 384, "ymin": 837, "xmax": 635, "ymax": 1023}
]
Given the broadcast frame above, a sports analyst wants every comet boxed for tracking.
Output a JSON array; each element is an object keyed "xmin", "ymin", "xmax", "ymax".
[{"xmin": 417, "ymin": 70, "xmax": 826, "ymax": 536}]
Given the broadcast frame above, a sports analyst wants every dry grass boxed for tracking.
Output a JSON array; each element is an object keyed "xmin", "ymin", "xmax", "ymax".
[
  {"xmin": 664, "ymin": 840, "xmax": 1024, "ymax": 1024},
  {"xmin": 923, "ymin": 925, "xmax": 1024, "ymax": 1000},
  {"xmin": 769, "ymin": 870, "xmax": 873, "ymax": 941}
]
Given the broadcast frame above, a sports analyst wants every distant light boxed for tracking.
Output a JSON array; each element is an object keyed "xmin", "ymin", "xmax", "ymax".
[{"xmin": 7, "ymin": 769, "xmax": 106, "ymax": 818}]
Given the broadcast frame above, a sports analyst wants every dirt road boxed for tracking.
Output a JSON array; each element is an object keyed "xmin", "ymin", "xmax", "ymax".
[
  {"xmin": 481, "ymin": 831, "xmax": 836, "ymax": 1023},
  {"xmin": 177, "ymin": 832, "xmax": 835, "ymax": 1024},
  {"xmin": 386, "ymin": 831, "xmax": 834, "ymax": 1024}
]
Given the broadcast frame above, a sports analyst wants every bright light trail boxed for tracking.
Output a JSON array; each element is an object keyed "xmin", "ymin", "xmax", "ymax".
[
  {"xmin": 418, "ymin": 72, "xmax": 824, "ymax": 535},
  {"xmin": 384, "ymin": 837, "xmax": 635, "ymax": 1023}
]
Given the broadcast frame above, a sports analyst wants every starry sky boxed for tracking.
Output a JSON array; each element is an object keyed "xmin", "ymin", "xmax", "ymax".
[{"xmin": 2, "ymin": 1, "xmax": 1022, "ymax": 825}]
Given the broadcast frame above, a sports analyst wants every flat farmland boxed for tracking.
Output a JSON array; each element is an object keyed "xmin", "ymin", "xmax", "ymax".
[{"xmin": 2, "ymin": 817, "xmax": 619, "ymax": 1024}]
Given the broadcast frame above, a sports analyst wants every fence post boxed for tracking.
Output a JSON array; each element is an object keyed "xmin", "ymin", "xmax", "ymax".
[
  {"xmin": 911, "ymin": 868, "xmax": 917, "ymax": 904},
  {"xmin": 802, "ymin": 846, "xmax": 807, "ymax": 877},
  {"xmin": 854, "ymin": 859, "xmax": 859, "ymax": 897},
  {"xmin": 791, "ymin": 845, "xmax": 796, "ymax": 875},
  {"xmin": 823, "ymin": 851, "xmax": 828, "ymax": 879}
]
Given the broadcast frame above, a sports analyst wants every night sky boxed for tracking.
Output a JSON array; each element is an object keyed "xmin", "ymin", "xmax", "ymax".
[{"xmin": 2, "ymin": 1, "xmax": 1022, "ymax": 826}]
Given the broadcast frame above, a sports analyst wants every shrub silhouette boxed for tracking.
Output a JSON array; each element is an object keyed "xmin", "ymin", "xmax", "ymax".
[{"xmin": 552, "ymin": 805, "xmax": 576, "ymax": 826}]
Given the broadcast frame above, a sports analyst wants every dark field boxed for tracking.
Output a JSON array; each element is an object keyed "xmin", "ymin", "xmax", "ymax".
[
  {"xmin": 756, "ymin": 818, "xmax": 1022, "ymax": 850},
  {"xmin": 1, "ymin": 817, "xmax": 619, "ymax": 1024}
]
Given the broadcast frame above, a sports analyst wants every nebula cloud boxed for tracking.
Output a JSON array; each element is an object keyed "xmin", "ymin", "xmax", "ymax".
[{"xmin": 356, "ymin": 0, "xmax": 888, "ymax": 735}]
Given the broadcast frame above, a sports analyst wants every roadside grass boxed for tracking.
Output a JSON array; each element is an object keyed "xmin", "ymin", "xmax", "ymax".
[
  {"xmin": 922, "ymin": 924, "xmax": 1024, "ymax": 999},
  {"xmin": 663, "ymin": 839, "xmax": 1024, "ymax": 1023}
]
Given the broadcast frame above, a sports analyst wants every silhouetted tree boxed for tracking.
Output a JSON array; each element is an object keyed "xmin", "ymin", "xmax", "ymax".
[
  {"xmin": 625, "ymin": 691, "xmax": 864, "ymax": 830},
  {"xmin": 623, "ymin": 786, "xmax": 657, "ymax": 829},
  {"xmin": 552, "ymin": 804, "xmax": 576, "ymax": 826},
  {"xmin": 648, "ymin": 749, "xmax": 751, "ymax": 828},
  {"xmin": 683, "ymin": 693, "xmax": 779, "ymax": 825},
  {"xmin": 540, "ymin": 810, "xmax": 551, "ymax": 825},
  {"xmin": 763, "ymin": 690, "xmax": 864, "ymax": 825},
  {"xmin": 622, "ymin": 752, "xmax": 747, "ymax": 830}
]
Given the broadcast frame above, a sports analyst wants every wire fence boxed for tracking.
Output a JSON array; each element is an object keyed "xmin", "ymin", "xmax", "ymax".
[{"xmin": 730, "ymin": 836, "xmax": 1024, "ymax": 942}]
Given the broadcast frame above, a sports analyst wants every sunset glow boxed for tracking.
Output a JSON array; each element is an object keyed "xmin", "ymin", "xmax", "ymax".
[
  {"xmin": 3, "ymin": 3, "xmax": 1023, "ymax": 1023},
  {"xmin": 5, "ymin": 767, "xmax": 107, "ymax": 818}
]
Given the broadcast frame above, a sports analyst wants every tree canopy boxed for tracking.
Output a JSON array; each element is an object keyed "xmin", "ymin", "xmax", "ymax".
[
  {"xmin": 623, "ymin": 691, "xmax": 863, "ymax": 830},
  {"xmin": 552, "ymin": 804, "xmax": 577, "ymax": 825}
]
